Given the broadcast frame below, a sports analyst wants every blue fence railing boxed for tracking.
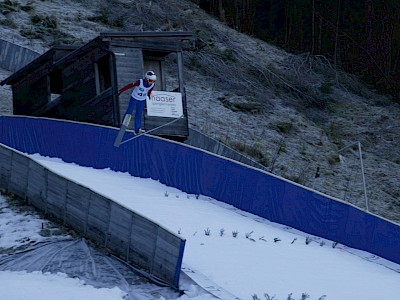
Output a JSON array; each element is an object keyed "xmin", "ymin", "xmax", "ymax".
[{"xmin": 1, "ymin": 115, "xmax": 399, "ymax": 266}]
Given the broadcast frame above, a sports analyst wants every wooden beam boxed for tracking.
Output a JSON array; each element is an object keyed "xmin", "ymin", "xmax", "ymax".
[
  {"xmin": 110, "ymin": 40, "xmax": 180, "ymax": 53},
  {"xmin": 100, "ymin": 31, "xmax": 192, "ymax": 40}
]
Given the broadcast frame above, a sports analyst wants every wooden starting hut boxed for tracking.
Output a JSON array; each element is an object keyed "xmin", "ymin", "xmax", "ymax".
[{"xmin": 1, "ymin": 31, "xmax": 193, "ymax": 141}]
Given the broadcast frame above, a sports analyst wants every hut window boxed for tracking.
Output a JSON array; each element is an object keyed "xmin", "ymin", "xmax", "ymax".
[
  {"xmin": 95, "ymin": 56, "xmax": 111, "ymax": 95},
  {"xmin": 48, "ymin": 75, "xmax": 61, "ymax": 102}
]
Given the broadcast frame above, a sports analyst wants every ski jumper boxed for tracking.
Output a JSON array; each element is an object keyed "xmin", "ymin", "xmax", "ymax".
[{"xmin": 119, "ymin": 79, "xmax": 155, "ymax": 133}]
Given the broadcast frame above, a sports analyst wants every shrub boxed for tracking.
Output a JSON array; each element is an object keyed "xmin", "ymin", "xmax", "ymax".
[
  {"xmin": 276, "ymin": 122, "xmax": 294, "ymax": 134},
  {"xmin": 0, "ymin": 18, "xmax": 16, "ymax": 28},
  {"xmin": 0, "ymin": 0, "xmax": 20, "ymax": 15},
  {"xmin": 319, "ymin": 81, "xmax": 333, "ymax": 94},
  {"xmin": 31, "ymin": 15, "xmax": 58, "ymax": 29}
]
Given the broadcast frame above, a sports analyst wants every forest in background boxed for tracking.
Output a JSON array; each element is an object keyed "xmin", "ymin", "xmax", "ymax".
[{"xmin": 194, "ymin": 0, "xmax": 400, "ymax": 102}]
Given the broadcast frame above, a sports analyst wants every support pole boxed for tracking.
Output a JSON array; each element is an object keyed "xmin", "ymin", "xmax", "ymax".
[
  {"xmin": 338, "ymin": 141, "xmax": 369, "ymax": 211},
  {"xmin": 357, "ymin": 141, "xmax": 369, "ymax": 211}
]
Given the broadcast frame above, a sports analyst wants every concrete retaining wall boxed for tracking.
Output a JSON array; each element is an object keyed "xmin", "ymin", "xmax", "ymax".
[
  {"xmin": 185, "ymin": 128, "xmax": 267, "ymax": 171},
  {"xmin": 0, "ymin": 39, "xmax": 40, "ymax": 72},
  {"xmin": 0, "ymin": 143, "xmax": 185, "ymax": 288}
]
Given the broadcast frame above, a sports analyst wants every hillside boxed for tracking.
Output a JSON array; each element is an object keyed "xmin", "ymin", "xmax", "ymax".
[{"xmin": 0, "ymin": 0, "xmax": 399, "ymax": 223}]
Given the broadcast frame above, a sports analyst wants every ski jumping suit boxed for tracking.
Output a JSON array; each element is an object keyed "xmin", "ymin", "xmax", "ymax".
[{"xmin": 119, "ymin": 79, "xmax": 155, "ymax": 133}]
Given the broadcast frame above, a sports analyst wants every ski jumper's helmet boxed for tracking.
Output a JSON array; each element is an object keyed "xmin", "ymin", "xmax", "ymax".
[{"xmin": 145, "ymin": 71, "xmax": 156, "ymax": 82}]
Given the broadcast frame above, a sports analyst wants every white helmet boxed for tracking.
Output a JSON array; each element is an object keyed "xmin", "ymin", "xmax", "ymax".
[{"xmin": 145, "ymin": 71, "xmax": 156, "ymax": 82}]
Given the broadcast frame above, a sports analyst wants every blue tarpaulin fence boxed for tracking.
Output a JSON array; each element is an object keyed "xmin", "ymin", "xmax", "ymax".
[{"xmin": 1, "ymin": 115, "xmax": 399, "ymax": 266}]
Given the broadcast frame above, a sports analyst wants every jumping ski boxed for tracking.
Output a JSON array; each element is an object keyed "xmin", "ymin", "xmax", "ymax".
[
  {"xmin": 113, "ymin": 114, "xmax": 132, "ymax": 147},
  {"xmin": 114, "ymin": 115, "xmax": 184, "ymax": 147}
]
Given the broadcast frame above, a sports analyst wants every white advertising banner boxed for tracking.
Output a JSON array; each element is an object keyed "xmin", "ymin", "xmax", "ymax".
[{"xmin": 146, "ymin": 91, "xmax": 183, "ymax": 118}]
